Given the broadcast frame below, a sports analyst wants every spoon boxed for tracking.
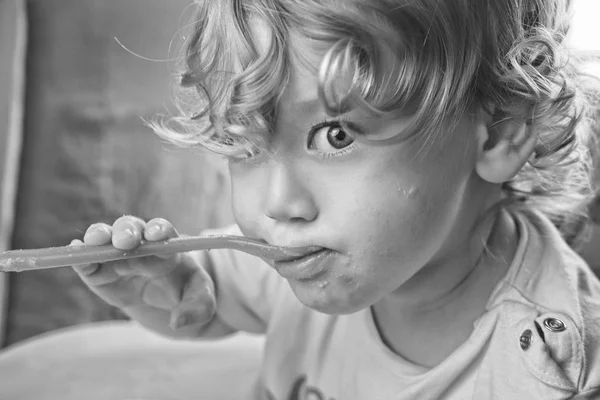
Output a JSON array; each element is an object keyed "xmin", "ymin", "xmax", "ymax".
[{"xmin": 0, "ymin": 235, "xmax": 322, "ymax": 273}]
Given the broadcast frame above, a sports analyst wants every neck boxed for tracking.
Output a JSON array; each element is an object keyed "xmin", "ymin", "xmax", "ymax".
[{"xmin": 371, "ymin": 201, "xmax": 518, "ymax": 367}]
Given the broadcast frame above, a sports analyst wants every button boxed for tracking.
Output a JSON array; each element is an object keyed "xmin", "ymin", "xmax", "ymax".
[
  {"xmin": 520, "ymin": 329, "xmax": 533, "ymax": 350},
  {"xmin": 543, "ymin": 318, "xmax": 566, "ymax": 332}
]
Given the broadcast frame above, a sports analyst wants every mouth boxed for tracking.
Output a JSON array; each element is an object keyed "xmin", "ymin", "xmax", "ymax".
[
  {"xmin": 276, "ymin": 247, "xmax": 325, "ymax": 262},
  {"xmin": 271, "ymin": 248, "xmax": 334, "ymax": 280}
]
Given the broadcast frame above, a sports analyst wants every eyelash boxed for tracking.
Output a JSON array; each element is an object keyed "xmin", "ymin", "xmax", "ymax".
[
  {"xmin": 307, "ymin": 118, "xmax": 361, "ymax": 159},
  {"xmin": 226, "ymin": 118, "xmax": 362, "ymax": 163}
]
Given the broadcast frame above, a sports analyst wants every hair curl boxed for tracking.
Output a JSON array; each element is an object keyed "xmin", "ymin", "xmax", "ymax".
[{"xmin": 150, "ymin": 0, "xmax": 600, "ymax": 247}]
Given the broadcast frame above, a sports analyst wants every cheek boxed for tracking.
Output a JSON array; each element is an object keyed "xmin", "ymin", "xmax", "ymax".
[
  {"xmin": 345, "ymin": 170, "xmax": 465, "ymax": 279},
  {"xmin": 356, "ymin": 195, "xmax": 429, "ymax": 264}
]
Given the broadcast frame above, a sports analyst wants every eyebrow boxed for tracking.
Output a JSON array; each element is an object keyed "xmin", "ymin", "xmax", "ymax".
[
  {"xmin": 291, "ymin": 97, "xmax": 355, "ymax": 119},
  {"xmin": 292, "ymin": 97, "xmax": 321, "ymax": 114}
]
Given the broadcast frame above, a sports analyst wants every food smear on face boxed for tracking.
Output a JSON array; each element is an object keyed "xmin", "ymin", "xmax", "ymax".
[{"xmin": 398, "ymin": 186, "xmax": 418, "ymax": 199}]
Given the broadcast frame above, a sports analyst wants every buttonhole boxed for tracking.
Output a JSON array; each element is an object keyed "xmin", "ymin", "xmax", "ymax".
[{"xmin": 534, "ymin": 320, "xmax": 546, "ymax": 343}]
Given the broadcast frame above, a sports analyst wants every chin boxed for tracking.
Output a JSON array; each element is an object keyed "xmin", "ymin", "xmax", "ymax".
[
  {"xmin": 308, "ymin": 303, "xmax": 365, "ymax": 315},
  {"xmin": 290, "ymin": 281, "xmax": 369, "ymax": 315}
]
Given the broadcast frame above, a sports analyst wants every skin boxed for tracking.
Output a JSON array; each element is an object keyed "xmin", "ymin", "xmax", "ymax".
[
  {"xmin": 228, "ymin": 22, "xmax": 528, "ymax": 366},
  {"xmin": 71, "ymin": 217, "xmax": 221, "ymax": 338},
  {"xmin": 73, "ymin": 19, "xmax": 533, "ymax": 366}
]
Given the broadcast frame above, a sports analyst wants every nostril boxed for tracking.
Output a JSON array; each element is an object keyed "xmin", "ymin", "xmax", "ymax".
[
  {"xmin": 265, "ymin": 208, "xmax": 319, "ymax": 223},
  {"xmin": 289, "ymin": 216, "xmax": 313, "ymax": 223}
]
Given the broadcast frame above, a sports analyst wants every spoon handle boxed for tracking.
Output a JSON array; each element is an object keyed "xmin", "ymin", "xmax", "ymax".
[{"xmin": 0, "ymin": 235, "xmax": 316, "ymax": 272}]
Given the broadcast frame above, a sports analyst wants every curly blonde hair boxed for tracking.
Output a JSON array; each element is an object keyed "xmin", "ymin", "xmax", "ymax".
[{"xmin": 150, "ymin": 0, "xmax": 600, "ymax": 247}]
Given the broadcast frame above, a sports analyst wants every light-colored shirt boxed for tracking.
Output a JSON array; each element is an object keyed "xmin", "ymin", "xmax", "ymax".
[{"xmin": 199, "ymin": 207, "xmax": 600, "ymax": 399}]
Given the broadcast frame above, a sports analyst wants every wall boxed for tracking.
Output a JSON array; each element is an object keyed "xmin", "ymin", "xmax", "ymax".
[
  {"xmin": 0, "ymin": 0, "xmax": 27, "ymax": 347},
  {"xmin": 4, "ymin": 0, "xmax": 233, "ymax": 346}
]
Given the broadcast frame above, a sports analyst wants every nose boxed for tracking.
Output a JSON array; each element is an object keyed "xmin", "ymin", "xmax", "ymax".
[{"xmin": 264, "ymin": 161, "xmax": 318, "ymax": 223}]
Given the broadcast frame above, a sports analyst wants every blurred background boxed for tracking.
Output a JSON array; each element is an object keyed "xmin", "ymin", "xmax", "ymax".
[
  {"xmin": 0, "ymin": 0, "xmax": 599, "ymax": 349},
  {"xmin": 0, "ymin": 0, "xmax": 235, "ymax": 348}
]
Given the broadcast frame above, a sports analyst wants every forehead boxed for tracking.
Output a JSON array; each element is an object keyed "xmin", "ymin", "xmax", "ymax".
[
  {"xmin": 246, "ymin": 15, "xmax": 413, "ymax": 139},
  {"xmin": 243, "ymin": 13, "xmax": 448, "ymax": 147}
]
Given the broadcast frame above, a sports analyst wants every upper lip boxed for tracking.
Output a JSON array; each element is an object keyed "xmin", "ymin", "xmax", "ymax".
[{"xmin": 256, "ymin": 235, "xmax": 330, "ymax": 261}]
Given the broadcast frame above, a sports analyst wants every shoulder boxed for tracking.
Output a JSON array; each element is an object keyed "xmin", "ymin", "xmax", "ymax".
[{"xmin": 485, "ymin": 206, "xmax": 600, "ymax": 395}]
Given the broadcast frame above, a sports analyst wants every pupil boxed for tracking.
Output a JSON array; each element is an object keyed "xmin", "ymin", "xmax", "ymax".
[{"xmin": 327, "ymin": 126, "xmax": 352, "ymax": 149}]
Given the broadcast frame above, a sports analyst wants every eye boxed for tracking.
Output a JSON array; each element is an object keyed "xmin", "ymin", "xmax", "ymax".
[{"xmin": 308, "ymin": 121, "xmax": 356, "ymax": 157}]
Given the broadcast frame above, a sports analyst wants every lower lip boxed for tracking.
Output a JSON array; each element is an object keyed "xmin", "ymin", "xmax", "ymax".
[{"xmin": 273, "ymin": 249, "xmax": 333, "ymax": 280}]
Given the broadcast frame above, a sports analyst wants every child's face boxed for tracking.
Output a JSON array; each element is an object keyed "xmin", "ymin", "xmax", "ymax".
[{"xmin": 228, "ymin": 27, "xmax": 488, "ymax": 315}]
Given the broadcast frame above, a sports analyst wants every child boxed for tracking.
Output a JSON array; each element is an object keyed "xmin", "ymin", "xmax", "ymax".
[{"xmin": 71, "ymin": 0, "xmax": 600, "ymax": 398}]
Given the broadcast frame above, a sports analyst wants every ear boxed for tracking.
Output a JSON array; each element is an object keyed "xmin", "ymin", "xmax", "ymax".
[{"xmin": 475, "ymin": 106, "xmax": 537, "ymax": 184}]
